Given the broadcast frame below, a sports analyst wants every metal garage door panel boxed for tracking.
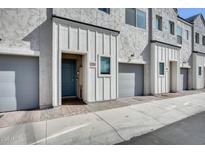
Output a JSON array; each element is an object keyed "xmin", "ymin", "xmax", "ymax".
[
  {"xmin": 0, "ymin": 55, "xmax": 39, "ymax": 112},
  {"xmin": 119, "ymin": 63, "xmax": 144, "ymax": 97},
  {"xmin": 180, "ymin": 68, "xmax": 188, "ymax": 90}
]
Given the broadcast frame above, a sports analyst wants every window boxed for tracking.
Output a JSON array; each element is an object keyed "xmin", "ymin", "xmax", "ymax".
[
  {"xmin": 198, "ymin": 66, "xmax": 202, "ymax": 76},
  {"xmin": 195, "ymin": 33, "xmax": 199, "ymax": 44},
  {"xmin": 125, "ymin": 8, "xmax": 136, "ymax": 26},
  {"xmin": 136, "ymin": 10, "xmax": 146, "ymax": 29},
  {"xmin": 186, "ymin": 30, "xmax": 189, "ymax": 40},
  {"xmin": 100, "ymin": 56, "xmax": 111, "ymax": 75},
  {"xmin": 169, "ymin": 21, "xmax": 175, "ymax": 35},
  {"xmin": 98, "ymin": 8, "xmax": 110, "ymax": 14},
  {"xmin": 159, "ymin": 62, "xmax": 165, "ymax": 75},
  {"xmin": 156, "ymin": 15, "xmax": 162, "ymax": 31},
  {"xmin": 126, "ymin": 9, "xmax": 146, "ymax": 29},
  {"xmin": 176, "ymin": 26, "xmax": 182, "ymax": 44},
  {"xmin": 203, "ymin": 36, "xmax": 205, "ymax": 46}
]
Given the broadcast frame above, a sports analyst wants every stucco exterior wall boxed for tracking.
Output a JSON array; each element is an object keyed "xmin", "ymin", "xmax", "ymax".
[
  {"xmin": 0, "ymin": 8, "xmax": 52, "ymax": 108},
  {"xmin": 151, "ymin": 9, "xmax": 178, "ymax": 46},
  {"xmin": 177, "ymin": 19, "xmax": 192, "ymax": 65},
  {"xmin": 193, "ymin": 16, "xmax": 205, "ymax": 53}
]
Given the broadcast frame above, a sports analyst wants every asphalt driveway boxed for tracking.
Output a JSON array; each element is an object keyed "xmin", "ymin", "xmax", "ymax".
[{"xmin": 118, "ymin": 111, "xmax": 205, "ymax": 145}]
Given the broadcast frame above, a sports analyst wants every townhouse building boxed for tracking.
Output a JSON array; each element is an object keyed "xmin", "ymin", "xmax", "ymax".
[
  {"xmin": 150, "ymin": 8, "xmax": 193, "ymax": 94},
  {"xmin": 186, "ymin": 14, "xmax": 205, "ymax": 90},
  {"xmin": 0, "ymin": 8, "xmax": 204, "ymax": 112}
]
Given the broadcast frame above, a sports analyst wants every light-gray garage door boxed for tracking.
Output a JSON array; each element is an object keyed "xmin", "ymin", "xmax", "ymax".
[
  {"xmin": 119, "ymin": 63, "xmax": 144, "ymax": 97},
  {"xmin": 180, "ymin": 68, "xmax": 188, "ymax": 90},
  {"xmin": 0, "ymin": 55, "xmax": 39, "ymax": 112}
]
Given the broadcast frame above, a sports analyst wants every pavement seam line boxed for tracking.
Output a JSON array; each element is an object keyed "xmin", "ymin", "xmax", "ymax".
[
  {"xmin": 128, "ymin": 107, "xmax": 166, "ymax": 126},
  {"xmin": 92, "ymin": 112, "xmax": 126, "ymax": 142}
]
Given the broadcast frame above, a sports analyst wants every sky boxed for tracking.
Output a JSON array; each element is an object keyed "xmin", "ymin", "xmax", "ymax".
[{"xmin": 178, "ymin": 8, "xmax": 205, "ymax": 19}]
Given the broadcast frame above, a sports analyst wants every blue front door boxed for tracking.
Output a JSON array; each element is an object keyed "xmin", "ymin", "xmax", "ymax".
[{"xmin": 62, "ymin": 59, "xmax": 77, "ymax": 97}]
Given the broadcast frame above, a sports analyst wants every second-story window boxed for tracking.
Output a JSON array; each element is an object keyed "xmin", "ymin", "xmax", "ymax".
[
  {"xmin": 177, "ymin": 26, "xmax": 182, "ymax": 44},
  {"xmin": 125, "ymin": 9, "xmax": 146, "ymax": 29},
  {"xmin": 195, "ymin": 32, "xmax": 200, "ymax": 44},
  {"xmin": 156, "ymin": 15, "xmax": 162, "ymax": 31},
  {"xmin": 125, "ymin": 8, "xmax": 136, "ymax": 27},
  {"xmin": 186, "ymin": 30, "xmax": 189, "ymax": 40},
  {"xmin": 136, "ymin": 9, "xmax": 146, "ymax": 29},
  {"xmin": 202, "ymin": 36, "xmax": 205, "ymax": 46},
  {"xmin": 169, "ymin": 21, "xmax": 175, "ymax": 35},
  {"xmin": 98, "ymin": 8, "xmax": 110, "ymax": 14}
]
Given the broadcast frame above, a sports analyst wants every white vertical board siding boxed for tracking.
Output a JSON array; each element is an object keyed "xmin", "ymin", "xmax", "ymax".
[
  {"xmin": 59, "ymin": 25, "xmax": 69, "ymax": 50},
  {"xmin": 89, "ymin": 31, "xmax": 96, "ymax": 62},
  {"xmin": 79, "ymin": 29, "xmax": 87, "ymax": 51},
  {"xmin": 151, "ymin": 43, "xmax": 180, "ymax": 94},
  {"xmin": 194, "ymin": 53, "xmax": 205, "ymax": 89},
  {"xmin": 104, "ymin": 34, "xmax": 110, "ymax": 55},
  {"xmin": 53, "ymin": 18, "xmax": 118, "ymax": 103},
  {"xmin": 52, "ymin": 22, "xmax": 59, "ymax": 107},
  {"xmin": 96, "ymin": 32, "xmax": 103, "ymax": 101},
  {"xmin": 97, "ymin": 33, "xmax": 103, "ymax": 55},
  {"xmin": 87, "ymin": 30, "xmax": 96, "ymax": 102},
  {"xmin": 69, "ymin": 27, "xmax": 78, "ymax": 50},
  {"xmin": 95, "ymin": 32, "xmax": 117, "ymax": 102},
  {"xmin": 111, "ymin": 36, "xmax": 117, "ymax": 99},
  {"xmin": 104, "ymin": 78, "xmax": 111, "ymax": 100},
  {"xmin": 89, "ymin": 68, "xmax": 96, "ymax": 102}
]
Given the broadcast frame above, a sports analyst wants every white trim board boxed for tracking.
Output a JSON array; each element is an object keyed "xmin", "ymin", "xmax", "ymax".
[{"xmin": 0, "ymin": 48, "xmax": 40, "ymax": 57}]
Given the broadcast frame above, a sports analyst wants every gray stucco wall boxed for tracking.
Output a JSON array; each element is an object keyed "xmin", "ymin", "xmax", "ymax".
[
  {"xmin": 0, "ymin": 8, "xmax": 52, "ymax": 108},
  {"xmin": 193, "ymin": 15, "xmax": 205, "ymax": 53},
  {"xmin": 151, "ymin": 8, "xmax": 178, "ymax": 46},
  {"xmin": 177, "ymin": 19, "xmax": 192, "ymax": 64}
]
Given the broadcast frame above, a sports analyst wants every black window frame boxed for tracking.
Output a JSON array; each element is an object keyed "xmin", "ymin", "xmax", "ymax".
[
  {"xmin": 186, "ymin": 30, "xmax": 189, "ymax": 40},
  {"xmin": 156, "ymin": 15, "xmax": 162, "ymax": 31},
  {"xmin": 125, "ymin": 8, "xmax": 136, "ymax": 27},
  {"xmin": 195, "ymin": 32, "xmax": 200, "ymax": 44},
  {"xmin": 198, "ymin": 66, "xmax": 202, "ymax": 76},
  {"xmin": 176, "ymin": 26, "xmax": 182, "ymax": 45},
  {"xmin": 169, "ymin": 21, "xmax": 175, "ymax": 35},
  {"xmin": 98, "ymin": 8, "xmax": 110, "ymax": 14},
  {"xmin": 202, "ymin": 35, "xmax": 205, "ymax": 46}
]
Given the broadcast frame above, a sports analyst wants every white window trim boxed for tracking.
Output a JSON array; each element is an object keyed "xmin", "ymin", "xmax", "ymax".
[
  {"xmin": 98, "ymin": 54, "xmax": 112, "ymax": 78},
  {"xmin": 198, "ymin": 66, "xmax": 202, "ymax": 76},
  {"xmin": 159, "ymin": 61, "xmax": 165, "ymax": 77}
]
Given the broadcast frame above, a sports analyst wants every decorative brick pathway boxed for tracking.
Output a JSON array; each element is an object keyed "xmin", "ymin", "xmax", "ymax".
[{"xmin": 0, "ymin": 89, "xmax": 205, "ymax": 128}]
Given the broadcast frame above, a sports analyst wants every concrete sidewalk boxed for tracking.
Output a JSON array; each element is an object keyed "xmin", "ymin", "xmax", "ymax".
[{"xmin": 0, "ymin": 92, "xmax": 205, "ymax": 144}]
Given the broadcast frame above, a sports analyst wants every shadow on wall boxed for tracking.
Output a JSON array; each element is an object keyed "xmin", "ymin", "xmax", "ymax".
[
  {"xmin": 23, "ymin": 8, "xmax": 53, "ymax": 52},
  {"xmin": 23, "ymin": 8, "xmax": 53, "ymax": 109},
  {"xmin": 141, "ymin": 44, "xmax": 150, "ymax": 62},
  {"xmin": 0, "ymin": 9, "xmax": 53, "ymax": 112}
]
